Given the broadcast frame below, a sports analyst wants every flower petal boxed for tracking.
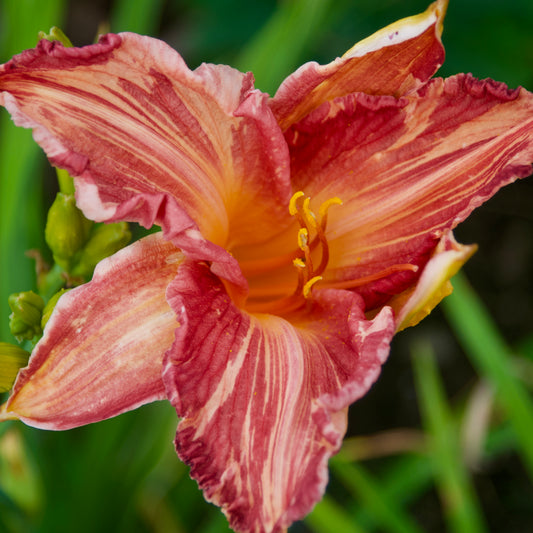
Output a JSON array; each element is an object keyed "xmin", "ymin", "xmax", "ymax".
[
  {"xmin": 162, "ymin": 261, "xmax": 395, "ymax": 532},
  {"xmin": 0, "ymin": 233, "xmax": 182, "ymax": 430},
  {"xmin": 286, "ymin": 74, "xmax": 533, "ymax": 309},
  {"xmin": 0, "ymin": 33, "xmax": 292, "ymax": 250},
  {"xmin": 391, "ymin": 231, "xmax": 477, "ymax": 330},
  {"xmin": 270, "ymin": 0, "xmax": 447, "ymax": 130}
]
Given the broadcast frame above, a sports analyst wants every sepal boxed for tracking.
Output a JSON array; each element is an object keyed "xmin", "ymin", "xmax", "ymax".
[{"xmin": 41, "ymin": 288, "xmax": 69, "ymax": 329}]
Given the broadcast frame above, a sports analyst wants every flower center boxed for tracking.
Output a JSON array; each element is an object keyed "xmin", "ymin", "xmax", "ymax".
[{"xmin": 245, "ymin": 191, "xmax": 342, "ymax": 315}]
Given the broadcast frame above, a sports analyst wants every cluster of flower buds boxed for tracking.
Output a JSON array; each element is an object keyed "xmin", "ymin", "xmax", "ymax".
[
  {"xmin": 8, "ymin": 291, "xmax": 44, "ymax": 343},
  {"xmin": 1, "ymin": 164, "xmax": 131, "ymax": 393},
  {"xmin": 0, "ymin": 29, "xmax": 133, "ymax": 396}
]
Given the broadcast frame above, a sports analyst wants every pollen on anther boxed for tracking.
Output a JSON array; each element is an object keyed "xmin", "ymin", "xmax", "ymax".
[
  {"xmin": 289, "ymin": 191, "xmax": 305, "ymax": 216},
  {"xmin": 297, "ymin": 228, "xmax": 309, "ymax": 250},
  {"xmin": 318, "ymin": 197, "xmax": 343, "ymax": 221},
  {"xmin": 293, "ymin": 258, "xmax": 306, "ymax": 269},
  {"xmin": 302, "ymin": 197, "xmax": 318, "ymax": 229},
  {"xmin": 303, "ymin": 276, "xmax": 322, "ymax": 298}
]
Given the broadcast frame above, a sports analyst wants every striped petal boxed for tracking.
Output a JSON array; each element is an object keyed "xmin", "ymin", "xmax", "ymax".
[
  {"xmin": 286, "ymin": 74, "xmax": 533, "ymax": 310},
  {"xmin": 270, "ymin": 0, "xmax": 447, "ymax": 130},
  {"xmin": 162, "ymin": 261, "xmax": 395, "ymax": 533},
  {"xmin": 0, "ymin": 33, "xmax": 292, "ymax": 252},
  {"xmin": 0, "ymin": 233, "xmax": 181, "ymax": 430}
]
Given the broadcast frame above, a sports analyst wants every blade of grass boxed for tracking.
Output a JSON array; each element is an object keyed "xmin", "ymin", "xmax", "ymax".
[
  {"xmin": 412, "ymin": 341, "xmax": 488, "ymax": 533},
  {"xmin": 235, "ymin": 0, "xmax": 332, "ymax": 94},
  {"xmin": 329, "ymin": 457, "xmax": 425, "ymax": 533},
  {"xmin": 341, "ymin": 453, "xmax": 433, "ymax": 532},
  {"xmin": 442, "ymin": 272, "xmax": 533, "ymax": 480},
  {"xmin": 306, "ymin": 493, "xmax": 365, "ymax": 533}
]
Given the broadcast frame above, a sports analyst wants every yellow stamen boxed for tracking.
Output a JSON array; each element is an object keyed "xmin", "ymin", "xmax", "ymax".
[
  {"xmin": 246, "ymin": 191, "xmax": 342, "ymax": 315},
  {"xmin": 297, "ymin": 228, "xmax": 309, "ymax": 250},
  {"xmin": 292, "ymin": 258, "xmax": 306, "ymax": 269},
  {"xmin": 289, "ymin": 192, "xmax": 341, "ymax": 298},
  {"xmin": 318, "ymin": 197, "xmax": 343, "ymax": 228},
  {"xmin": 302, "ymin": 197, "xmax": 318, "ymax": 229},
  {"xmin": 289, "ymin": 191, "xmax": 306, "ymax": 216},
  {"xmin": 303, "ymin": 276, "xmax": 323, "ymax": 298}
]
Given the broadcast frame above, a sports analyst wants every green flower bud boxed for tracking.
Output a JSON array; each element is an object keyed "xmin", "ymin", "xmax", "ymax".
[
  {"xmin": 0, "ymin": 343, "xmax": 30, "ymax": 393},
  {"xmin": 8, "ymin": 291, "xmax": 44, "ymax": 342},
  {"xmin": 45, "ymin": 193, "xmax": 92, "ymax": 270},
  {"xmin": 41, "ymin": 289, "xmax": 69, "ymax": 330},
  {"xmin": 70, "ymin": 222, "xmax": 132, "ymax": 279},
  {"xmin": 37, "ymin": 27, "xmax": 73, "ymax": 47}
]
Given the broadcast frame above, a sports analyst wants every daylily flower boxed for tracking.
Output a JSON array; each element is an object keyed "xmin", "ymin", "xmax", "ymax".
[{"xmin": 1, "ymin": 0, "xmax": 532, "ymax": 531}]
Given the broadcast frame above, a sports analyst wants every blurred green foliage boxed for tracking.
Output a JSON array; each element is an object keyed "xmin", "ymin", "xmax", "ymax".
[{"xmin": 1, "ymin": 0, "xmax": 532, "ymax": 532}]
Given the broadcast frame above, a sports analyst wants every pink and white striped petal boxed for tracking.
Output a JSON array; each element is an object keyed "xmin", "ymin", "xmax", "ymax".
[
  {"xmin": 270, "ymin": 0, "xmax": 447, "ymax": 130},
  {"xmin": 0, "ymin": 233, "xmax": 181, "ymax": 430},
  {"xmin": 286, "ymin": 74, "xmax": 533, "ymax": 310},
  {"xmin": 163, "ymin": 261, "xmax": 395, "ymax": 533},
  {"xmin": 0, "ymin": 33, "xmax": 292, "ymax": 250}
]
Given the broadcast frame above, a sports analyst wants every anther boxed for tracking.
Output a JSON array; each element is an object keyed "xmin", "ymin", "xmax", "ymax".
[
  {"xmin": 247, "ymin": 191, "xmax": 342, "ymax": 314},
  {"xmin": 297, "ymin": 228, "xmax": 309, "ymax": 250},
  {"xmin": 289, "ymin": 191, "xmax": 306, "ymax": 216},
  {"xmin": 303, "ymin": 276, "xmax": 323, "ymax": 298},
  {"xmin": 302, "ymin": 197, "xmax": 318, "ymax": 229},
  {"xmin": 318, "ymin": 197, "xmax": 343, "ymax": 228},
  {"xmin": 292, "ymin": 258, "xmax": 306, "ymax": 269},
  {"xmin": 289, "ymin": 191, "xmax": 343, "ymax": 296}
]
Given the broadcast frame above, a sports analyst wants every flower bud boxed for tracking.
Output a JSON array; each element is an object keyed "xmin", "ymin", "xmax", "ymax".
[
  {"xmin": 37, "ymin": 26, "xmax": 73, "ymax": 47},
  {"xmin": 70, "ymin": 222, "xmax": 132, "ymax": 279},
  {"xmin": 45, "ymin": 193, "xmax": 92, "ymax": 270},
  {"xmin": 8, "ymin": 291, "xmax": 45, "ymax": 342},
  {"xmin": 0, "ymin": 343, "xmax": 30, "ymax": 393},
  {"xmin": 41, "ymin": 289, "xmax": 69, "ymax": 330}
]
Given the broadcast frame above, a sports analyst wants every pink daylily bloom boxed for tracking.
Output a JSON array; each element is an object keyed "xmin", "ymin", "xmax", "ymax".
[{"xmin": 1, "ymin": 0, "xmax": 533, "ymax": 531}]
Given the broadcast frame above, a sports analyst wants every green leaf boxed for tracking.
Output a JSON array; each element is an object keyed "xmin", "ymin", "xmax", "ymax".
[
  {"xmin": 306, "ymin": 493, "xmax": 365, "ymax": 533},
  {"xmin": 235, "ymin": 0, "xmax": 332, "ymax": 94},
  {"xmin": 110, "ymin": 0, "xmax": 166, "ymax": 34},
  {"xmin": 0, "ymin": 0, "xmax": 67, "ymax": 342},
  {"xmin": 330, "ymin": 457, "xmax": 425, "ymax": 533},
  {"xmin": 412, "ymin": 340, "xmax": 488, "ymax": 533}
]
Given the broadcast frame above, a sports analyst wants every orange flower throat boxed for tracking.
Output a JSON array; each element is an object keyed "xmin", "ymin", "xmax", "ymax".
[{"xmin": 244, "ymin": 192, "xmax": 342, "ymax": 315}]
